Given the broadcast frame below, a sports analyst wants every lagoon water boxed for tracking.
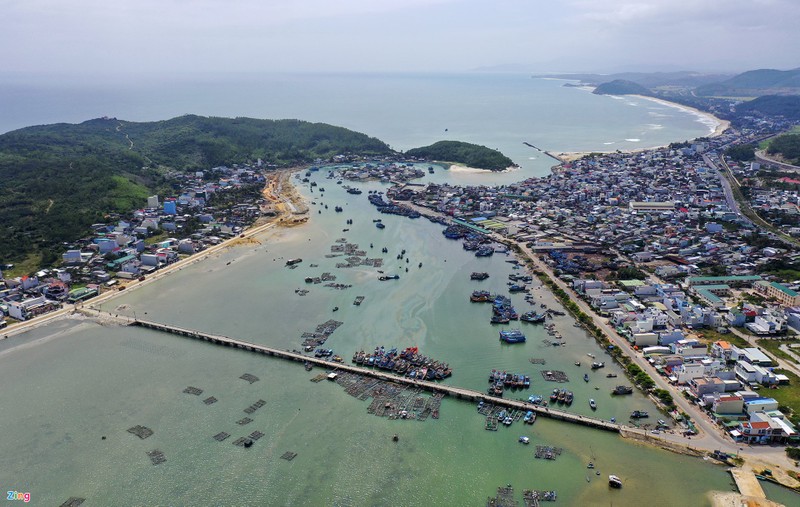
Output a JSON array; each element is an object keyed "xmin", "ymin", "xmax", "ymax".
[
  {"xmin": 0, "ymin": 176, "xmax": 762, "ymax": 506},
  {"xmin": 0, "ymin": 74, "xmax": 794, "ymax": 506}
]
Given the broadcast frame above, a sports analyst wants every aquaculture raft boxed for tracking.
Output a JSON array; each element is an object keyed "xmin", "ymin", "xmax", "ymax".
[
  {"xmin": 239, "ymin": 373, "xmax": 260, "ymax": 384},
  {"xmin": 541, "ymin": 371, "xmax": 569, "ymax": 383},
  {"xmin": 487, "ymin": 485, "xmax": 518, "ymax": 507},
  {"xmin": 534, "ymin": 446, "xmax": 563, "ymax": 460},
  {"xmin": 183, "ymin": 386, "xmax": 203, "ymax": 395},
  {"xmin": 127, "ymin": 425, "xmax": 154, "ymax": 439},
  {"xmin": 236, "ymin": 417, "xmax": 253, "ymax": 425},
  {"xmin": 59, "ymin": 498, "xmax": 85, "ymax": 507},
  {"xmin": 213, "ymin": 432, "xmax": 230, "ymax": 442},
  {"xmin": 301, "ymin": 319, "xmax": 344, "ymax": 349},
  {"xmin": 147, "ymin": 449, "xmax": 167, "ymax": 465},
  {"xmin": 528, "ymin": 358, "xmax": 546, "ymax": 365},
  {"xmin": 333, "ymin": 372, "xmax": 443, "ymax": 422},
  {"xmin": 203, "ymin": 396, "xmax": 218, "ymax": 405},
  {"xmin": 243, "ymin": 399, "xmax": 266, "ymax": 414},
  {"xmin": 523, "ymin": 489, "xmax": 557, "ymax": 506},
  {"xmin": 280, "ymin": 451, "xmax": 298, "ymax": 461}
]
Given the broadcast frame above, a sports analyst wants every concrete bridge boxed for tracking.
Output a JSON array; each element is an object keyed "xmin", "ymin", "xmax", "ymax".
[{"xmin": 82, "ymin": 308, "xmax": 625, "ymax": 433}]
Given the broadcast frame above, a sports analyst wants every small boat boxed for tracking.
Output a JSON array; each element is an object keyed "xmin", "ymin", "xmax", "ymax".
[
  {"xmin": 630, "ymin": 410, "xmax": 649, "ymax": 419},
  {"xmin": 523, "ymin": 411, "xmax": 535, "ymax": 424},
  {"xmin": 574, "ymin": 361, "xmax": 581, "ymax": 366},
  {"xmin": 612, "ymin": 386, "xmax": 633, "ymax": 395},
  {"xmin": 606, "ymin": 373, "xmax": 617, "ymax": 378},
  {"xmin": 503, "ymin": 416, "xmax": 513, "ymax": 426},
  {"xmin": 378, "ymin": 274, "xmax": 400, "ymax": 281},
  {"xmin": 470, "ymin": 272, "xmax": 490, "ymax": 280},
  {"xmin": 587, "ymin": 353, "xmax": 595, "ymax": 358},
  {"xmin": 392, "ymin": 434, "xmax": 399, "ymax": 442},
  {"xmin": 608, "ymin": 475, "xmax": 623, "ymax": 488},
  {"xmin": 332, "ymin": 307, "xmax": 339, "ymax": 312},
  {"xmin": 591, "ymin": 361, "xmax": 605, "ymax": 370},
  {"xmin": 375, "ymin": 222, "xmax": 386, "ymax": 229},
  {"xmin": 589, "ymin": 399, "xmax": 597, "ymax": 410},
  {"xmin": 583, "ymin": 373, "xmax": 589, "ymax": 382},
  {"xmin": 587, "ymin": 462, "xmax": 595, "ymax": 469},
  {"xmin": 518, "ymin": 436, "xmax": 530, "ymax": 444}
]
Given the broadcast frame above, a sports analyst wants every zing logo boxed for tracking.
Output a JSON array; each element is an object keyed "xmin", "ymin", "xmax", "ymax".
[{"xmin": 6, "ymin": 491, "xmax": 30, "ymax": 503}]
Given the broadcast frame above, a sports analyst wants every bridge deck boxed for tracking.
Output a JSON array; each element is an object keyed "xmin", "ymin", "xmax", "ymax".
[{"xmin": 124, "ymin": 316, "xmax": 623, "ymax": 433}]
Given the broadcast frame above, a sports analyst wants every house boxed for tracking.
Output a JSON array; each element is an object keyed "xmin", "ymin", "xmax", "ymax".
[
  {"xmin": 711, "ymin": 394, "xmax": 744, "ymax": 415},
  {"xmin": 731, "ymin": 347, "xmax": 772, "ymax": 367},
  {"xmin": 711, "ymin": 340, "xmax": 733, "ymax": 361}
]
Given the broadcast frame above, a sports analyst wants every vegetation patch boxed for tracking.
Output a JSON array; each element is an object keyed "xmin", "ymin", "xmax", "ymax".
[{"xmin": 404, "ymin": 140, "xmax": 513, "ymax": 171}]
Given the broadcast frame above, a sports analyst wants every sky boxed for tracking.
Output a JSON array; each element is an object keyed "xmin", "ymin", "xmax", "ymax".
[{"xmin": 2, "ymin": 0, "xmax": 798, "ymax": 77}]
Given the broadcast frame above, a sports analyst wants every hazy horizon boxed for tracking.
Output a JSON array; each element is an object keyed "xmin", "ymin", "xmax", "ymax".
[{"xmin": 2, "ymin": 1, "xmax": 799, "ymax": 79}]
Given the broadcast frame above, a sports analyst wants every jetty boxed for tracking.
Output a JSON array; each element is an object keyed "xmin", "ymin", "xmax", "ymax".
[
  {"xmin": 730, "ymin": 469, "xmax": 767, "ymax": 499},
  {"xmin": 83, "ymin": 309, "xmax": 624, "ymax": 434}
]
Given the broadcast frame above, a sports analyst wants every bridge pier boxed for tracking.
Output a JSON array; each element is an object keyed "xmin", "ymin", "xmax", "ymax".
[{"xmin": 126, "ymin": 317, "xmax": 622, "ymax": 434}]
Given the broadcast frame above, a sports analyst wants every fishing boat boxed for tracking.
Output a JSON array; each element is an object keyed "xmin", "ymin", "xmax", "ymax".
[
  {"xmin": 574, "ymin": 361, "xmax": 581, "ymax": 366},
  {"xmin": 520, "ymin": 311, "xmax": 546, "ymax": 323},
  {"xmin": 565, "ymin": 391, "xmax": 574, "ymax": 405},
  {"xmin": 589, "ymin": 399, "xmax": 597, "ymax": 410},
  {"xmin": 606, "ymin": 373, "xmax": 617, "ymax": 378},
  {"xmin": 630, "ymin": 410, "xmax": 649, "ymax": 419},
  {"xmin": 518, "ymin": 436, "xmax": 530, "ymax": 444},
  {"xmin": 375, "ymin": 222, "xmax": 385, "ymax": 229},
  {"xmin": 499, "ymin": 329, "xmax": 526, "ymax": 343},
  {"xmin": 612, "ymin": 385, "xmax": 633, "ymax": 395},
  {"xmin": 523, "ymin": 411, "xmax": 535, "ymax": 424},
  {"xmin": 378, "ymin": 274, "xmax": 400, "ymax": 280},
  {"xmin": 503, "ymin": 416, "xmax": 513, "ymax": 426},
  {"xmin": 470, "ymin": 272, "xmax": 490, "ymax": 280},
  {"xmin": 285, "ymin": 258, "xmax": 303, "ymax": 266},
  {"xmin": 591, "ymin": 361, "xmax": 605, "ymax": 370},
  {"xmin": 475, "ymin": 245, "xmax": 494, "ymax": 257},
  {"xmin": 587, "ymin": 353, "xmax": 595, "ymax": 358},
  {"xmin": 346, "ymin": 188, "xmax": 363, "ymax": 195},
  {"xmin": 550, "ymin": 389, "xmax": 559, "ymax": 402},
  {"xmin": 608, "ymin": 475, "xmax": 623, "ymax": 488}
]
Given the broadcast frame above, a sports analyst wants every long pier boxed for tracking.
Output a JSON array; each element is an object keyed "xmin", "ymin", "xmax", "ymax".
[{"xmin": 96, "ymin": 311, "xmax": 623, "ymax": 433}]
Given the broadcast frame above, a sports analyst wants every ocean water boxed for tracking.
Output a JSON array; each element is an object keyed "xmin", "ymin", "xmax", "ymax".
[
  {"xmin": 0, "ymin": 174, "xmax": 783, "ymax": 506},
  {"xmin": 0, "ymin": 72, "xmax": 714, "ymax": 177}
]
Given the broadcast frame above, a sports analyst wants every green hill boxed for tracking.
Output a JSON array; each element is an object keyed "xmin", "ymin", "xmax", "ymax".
[
  {"xmin": 0, "ymin": 115, "xmax": 393, "ymax": 265},
  {"xmin": 592, "ymin": 80, "xmax": 652, "ymax": 96},
  {"xmin": 405, "ymin": 141, "xmax": 513, "ymax": 171},
  {"xmin": 736, "ymin": 95, "xmax": 800, "ymax": 120},
  {"xmin": 696, "ymin": 68, "xmax": 800, "ymax": 97}
]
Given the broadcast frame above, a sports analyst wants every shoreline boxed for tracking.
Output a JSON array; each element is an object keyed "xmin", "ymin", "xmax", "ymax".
[
  {"xmin": 1, "ymin": 168, "xmax": 309, "ymax": 341},
  {"xmin": 553, "ymin": 93, "xmax": 730, "ymax": 164}
]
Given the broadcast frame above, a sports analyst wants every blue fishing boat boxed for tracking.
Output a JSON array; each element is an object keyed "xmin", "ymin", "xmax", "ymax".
[{"xmin": 499, "ymin": 329, "xmax": 526, "ymax": 344}]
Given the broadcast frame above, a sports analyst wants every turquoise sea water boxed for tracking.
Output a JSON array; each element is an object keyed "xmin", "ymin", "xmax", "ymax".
[{"xmin": 0, "ymin": 72, "xmax": 713, "ymax": 176}]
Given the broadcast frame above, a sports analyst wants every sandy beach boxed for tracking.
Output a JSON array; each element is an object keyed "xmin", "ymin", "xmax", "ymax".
[{"xmin": 553, "ymin": 93, "xmax": 730, "ymax": 164}]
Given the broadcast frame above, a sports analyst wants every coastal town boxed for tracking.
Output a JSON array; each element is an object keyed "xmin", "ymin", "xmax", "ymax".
[{"xmin": 2, "ymin": 104, "xmax": 800, "ymax": 504}]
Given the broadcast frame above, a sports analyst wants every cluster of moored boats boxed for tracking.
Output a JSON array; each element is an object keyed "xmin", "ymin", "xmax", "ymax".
[
  {"xmin": 367, "ymin": 193, "xmax": 422, "ymax": 219},
  {"xmin": 487, "ymin": 370, "xmax": 531, "ymax": 396},
  {"xmin": 549, "ymin": 388, "xmax": 575, "ymax": 406},
  {"xmin": 351, "ymin": 346, "xmax": 452, "ymax": 380}
]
